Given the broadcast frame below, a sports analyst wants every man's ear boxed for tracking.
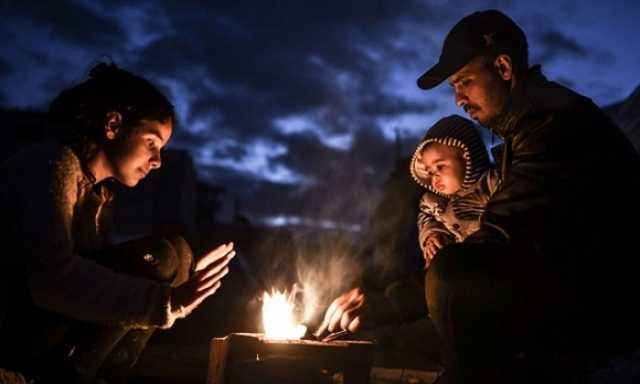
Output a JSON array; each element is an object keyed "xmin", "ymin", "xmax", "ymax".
[
  {"xmin": 494, "ymin": 54, "xmax": 514, "ymax": 82},
  {"xmin": 104, "ymin": 111, "xmax": 122, "ymax": 140}
]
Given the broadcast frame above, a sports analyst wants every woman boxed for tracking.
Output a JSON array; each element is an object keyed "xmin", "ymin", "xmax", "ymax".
[{"xmin": 0, "ymin": 63, "xmax": 234, "ymax": 382}]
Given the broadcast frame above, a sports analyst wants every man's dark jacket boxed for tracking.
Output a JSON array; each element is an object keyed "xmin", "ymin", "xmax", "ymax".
[{"xmin": 467, "ymin": 66, "xmax": 640, "ymax": 327}]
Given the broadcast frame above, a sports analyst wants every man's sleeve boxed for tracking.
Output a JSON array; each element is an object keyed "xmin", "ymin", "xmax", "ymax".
[{"xmin": 466, "ymin": 120, "xmax": 576, "ymax": 246}]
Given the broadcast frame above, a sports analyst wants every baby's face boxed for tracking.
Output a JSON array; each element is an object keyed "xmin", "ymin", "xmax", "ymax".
[{"xmin": 420, "ymin": 142, "xmax": 465, "ymax": 195}]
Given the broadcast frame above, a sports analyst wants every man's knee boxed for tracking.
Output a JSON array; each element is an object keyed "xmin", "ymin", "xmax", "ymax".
[
  {"xmin": 428, "ymin": 243, "xmax": 471, "ymax": 284},
  {"xmin": 425, "ymin": 243, "xmax": 485, "ymax": 311},
  {"xmin": 425, "ymin": 246, "xmax": 456, "ymax": 314},
  {"xmin": 428, "ymin": 242, "xmax": 506, "ymax": 284}
]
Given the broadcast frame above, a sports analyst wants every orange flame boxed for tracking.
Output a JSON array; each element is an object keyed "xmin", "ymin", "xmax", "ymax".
[{"xmin": 262, "ymin": 290, "xmax": 307, "ymax": 340}]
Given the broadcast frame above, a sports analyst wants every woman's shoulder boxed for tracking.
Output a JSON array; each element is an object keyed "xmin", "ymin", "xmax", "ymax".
[
  {"xmin": 3, "ymin": 142, "xmax": 75, "ymax": 165},
  {"xmin": 2, "ymin": 143, "xmax": 84, "ymax": 190},
  {"xmin": 50, "ymin": 144, "xmax": 83, "ymax": 178}
]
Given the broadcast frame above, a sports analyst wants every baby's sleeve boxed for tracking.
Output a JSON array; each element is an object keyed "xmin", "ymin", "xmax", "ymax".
[{"xmin": 417, "ymin": 192, "xmax": 453, "ymax": 253}]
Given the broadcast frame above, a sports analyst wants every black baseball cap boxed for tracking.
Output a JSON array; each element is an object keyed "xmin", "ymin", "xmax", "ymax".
[{"xmin": 417, "ymin": 9, "xmax": 527, "ymax": 90}]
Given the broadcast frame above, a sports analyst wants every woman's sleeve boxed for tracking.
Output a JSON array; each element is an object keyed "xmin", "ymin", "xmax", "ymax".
[{"xmin": 17, "ymin": 152, "xmax": 173, "ymax": 329}]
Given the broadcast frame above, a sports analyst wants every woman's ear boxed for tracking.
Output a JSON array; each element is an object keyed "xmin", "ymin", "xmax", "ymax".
[
  {"xmin": 494, "ymin": 54, "xmax": 514, "ymax": 82},
  {"xmin": 104, "ymin": 111, "xmax": 122, "ymax": 140}
]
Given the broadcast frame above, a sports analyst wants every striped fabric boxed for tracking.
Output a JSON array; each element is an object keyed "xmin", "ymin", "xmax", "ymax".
[{"xmin": 410, "ymin": 115, "xmax": 490, "ymax": 196}]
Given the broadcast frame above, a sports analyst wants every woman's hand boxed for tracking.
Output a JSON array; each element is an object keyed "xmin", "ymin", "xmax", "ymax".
[
  {"xmin": 195, "ymin": 242, "xmax": 235, "ymax": 272},
  {"xmin": 170, "ymin": 242, "xmax": 235, "ymax": 321}
]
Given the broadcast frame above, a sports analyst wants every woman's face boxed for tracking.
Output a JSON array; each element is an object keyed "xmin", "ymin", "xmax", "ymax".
[
  {"xmin": 420, "ymin": 142, "xmax": 465, "ymax": 195},
  {"xmin": 106, "ymin": 119, "xmax": 173, "ymax": 187}
]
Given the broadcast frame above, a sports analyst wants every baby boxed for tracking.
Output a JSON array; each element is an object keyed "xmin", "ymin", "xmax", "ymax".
[{"xmin": 410, "ymin": 115, "xmax": 500, "ymax": 268}]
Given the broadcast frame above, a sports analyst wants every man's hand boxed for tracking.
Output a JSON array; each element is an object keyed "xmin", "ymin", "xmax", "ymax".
[
  {"xmin": 170, "ymin": 242, "xmax": 235, "ymax": 321},
  {"xmin": 423, "ymin": 234, "xmax": 448, "ymax": 269},
  {"xmin": 316, "ymin": 288, "xmax": 365, "ymax": 335}
]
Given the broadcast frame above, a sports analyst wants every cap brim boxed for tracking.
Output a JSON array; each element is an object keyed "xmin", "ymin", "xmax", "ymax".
[
  {"xmin": 417, "ymin": 62, "xmax": 451, "ymax": 90},
  {"xmin": 416, "ymin": 53, "xmax": 474, "ymax": 90}
]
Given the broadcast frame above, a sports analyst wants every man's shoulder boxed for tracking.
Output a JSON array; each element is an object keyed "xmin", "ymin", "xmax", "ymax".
[
  {"xmin": 535, "ymin": 81, "xmax": 616, "ymax": 137},
  {"xmin": 528, "ymin": 75, "xmax": 595, "ymax": 117},
  {"xmin": 519, "ymin": 70, "xmax": 615, "ymax": 138}
]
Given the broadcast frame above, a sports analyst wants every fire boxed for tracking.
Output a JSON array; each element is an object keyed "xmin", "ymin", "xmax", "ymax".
[{"xmin": 262, "ymin": 290, "xmax": 307, "ymax": 340}]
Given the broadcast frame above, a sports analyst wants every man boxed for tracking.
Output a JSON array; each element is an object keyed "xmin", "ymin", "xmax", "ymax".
[{"xmin": 324, "ymin": 9, "xmax": 640, "ymax": 383}]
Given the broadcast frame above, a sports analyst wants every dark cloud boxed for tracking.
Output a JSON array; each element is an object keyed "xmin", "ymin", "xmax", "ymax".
[
  {"xmin": 0, "ymin": 58, "xmax": 10, "ymax": 78},
  {"xmin": 257, "ymin": 127, "xmax": 396, "ymax": 222},
  {"xmin": 591, "ymin": 51, "xmax": 614, "ymax": 66},
  {"xmin": 3, "ymin": 0, "xmax": 637, "ymax": 228},
  {"xmin": 0, "ymin": 1, "xmax": 132, "ymax": 107},
  {"xmin": 133, "ymin": 0, "xmax": 445, "ymax": 116},
  {"xmin": 360, "ymin": 93, "xmax": 438, "ymax": 116},
  {"xmin": 5, "ymin": 1, "xmax": 126, "ymax": 49},
  {"xmin": 533, "ymin": 27, "xmax": 588, "ymax": 63},
  {"xmin": 188, "ymin": 121, "xmax": 397, "ymax": 226},
  {"xmin": 0, "ymin": 58, "xmax": 11, "ymax": 103},
  {"xmin": 118, "ymin": 1, "xmax": 455, "ymax": 226}
]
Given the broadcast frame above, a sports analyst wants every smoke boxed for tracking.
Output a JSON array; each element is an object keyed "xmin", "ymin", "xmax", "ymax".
[
  {"xmin": 251, "ymin": 154, "xmax": 424, "ymax": 332},
  {"xmin": 294, "ymin": 233, "xmax": 362, "ymax": 326},
  {"xmin": 247, "ymin": 228, "xmax": 363, "ymax": 332},
  {"xmin": 357, "ymin": 156, "xmax": 425, "ymax": 283}
]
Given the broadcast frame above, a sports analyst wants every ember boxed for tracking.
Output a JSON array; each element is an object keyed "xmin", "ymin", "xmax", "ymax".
[{"xmin": 262, "ymin": 290, "xmax": 307, "ymax": 340}]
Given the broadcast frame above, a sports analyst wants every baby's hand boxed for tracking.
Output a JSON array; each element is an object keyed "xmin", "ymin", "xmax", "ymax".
[{"xmin": 423, "ymin": 233, "xmax": 448, "ymax": 269}]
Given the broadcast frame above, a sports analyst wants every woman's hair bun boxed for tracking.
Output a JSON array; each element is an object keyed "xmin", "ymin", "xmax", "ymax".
[
  {"xmin": 48, "ymin": 61, "xmax": 174, "ymax": 142},
  {"xmin": 88, "ymin": 63, "xmax": 126, "ymax": 83}
]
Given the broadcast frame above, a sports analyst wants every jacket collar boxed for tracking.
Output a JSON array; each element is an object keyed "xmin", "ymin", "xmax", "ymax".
[{"xmin": 488, "ymin": 65, "xmax": 546, "ymax": 138}]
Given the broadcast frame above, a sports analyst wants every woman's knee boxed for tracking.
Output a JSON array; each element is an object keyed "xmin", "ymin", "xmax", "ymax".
[
  {"xmin": 150, "ymin": 236, "xmax": 193, "ymax": 286},
  {"xmin": 135, "ymin": 236, "xmax": 192, "ymax": 286},
  {"xmin": 139, "ymin": 238, "xmax": 177, "ymax": 282},
  {"xmin": 163, "ymin": 235, "xmax": 193, "ymax": 286}
]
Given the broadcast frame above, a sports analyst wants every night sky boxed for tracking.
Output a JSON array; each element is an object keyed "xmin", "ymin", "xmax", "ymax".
[{"xmin": 2, "ymin": 0, "xmax": 639, "ymax": 230}]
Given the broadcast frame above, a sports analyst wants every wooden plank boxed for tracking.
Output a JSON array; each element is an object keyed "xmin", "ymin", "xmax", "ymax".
[{"xmin": 208, "ymin": 333, "xmax": 374, "ymax": 384}]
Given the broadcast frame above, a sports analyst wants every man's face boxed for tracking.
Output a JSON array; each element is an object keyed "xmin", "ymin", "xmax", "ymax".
[
  {"xmin": 421, "ymin": 142, "xmax": 465, "ymax": 195},
  {"xmin": 106, "ymin": 119, "xmax": 173, "ymax": 187},
  {"xmin": 447, "ymin": 56, "xmax": 510, "ymax": 125}
]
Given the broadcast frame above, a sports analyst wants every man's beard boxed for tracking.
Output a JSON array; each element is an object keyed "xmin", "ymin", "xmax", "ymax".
[
  {"xmin": 463, "ymin": 104, "xmax": 484, "ymax": 123},
  {"xmin": 482, "ymin": 80, "xmax": 512, "ymax": 135}
]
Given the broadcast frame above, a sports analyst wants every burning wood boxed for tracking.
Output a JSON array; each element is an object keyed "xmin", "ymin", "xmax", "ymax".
[
  {"xmin": 207, "ymin": 288, "xmax": 373, "ymax": 383},
  {"xmin": 207, "ymin": 333, "xmax": 374, "ymax": 384}
]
